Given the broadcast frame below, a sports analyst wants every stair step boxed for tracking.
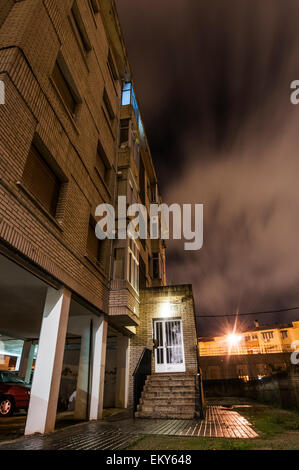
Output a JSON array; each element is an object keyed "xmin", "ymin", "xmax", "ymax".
[
  {"xmin": 135, "ymin": 411, "xmax": 196, "ymax": 419},
  {"xmin": 140, "ymin": 398, "xmax": 196, "ymax": 406},
  {"xmin": 144, "ymin": 385, "xmax": 195, "ymax": 393},
  {"xmin": 142, "ymin": 391, "xmax": 197, "ymax": 399},
  {"xmin": 146, "ymin": 377, "xmax": 195, "ymax": 384},
  {"xmin": 138, "ymin": 404, "xmax": 196, "ymax": 412},
  {"xmin": 136, "ymin": 373, "xmax": 198, "ymax": 419}
]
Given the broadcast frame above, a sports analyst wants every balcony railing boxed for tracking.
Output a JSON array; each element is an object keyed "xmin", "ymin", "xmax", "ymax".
[{"xmin": 199, "ymin": 344, "xmax": 294, "ymax": 357}]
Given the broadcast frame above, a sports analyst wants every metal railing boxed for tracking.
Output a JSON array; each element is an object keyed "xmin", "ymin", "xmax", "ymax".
[
  {"xmin": 133, "ymin": 348, "xmax": 152, "ymax": 414},
  {"xmin": 199, "ymin": 344, "xmax": 293, "ymax": 357}
]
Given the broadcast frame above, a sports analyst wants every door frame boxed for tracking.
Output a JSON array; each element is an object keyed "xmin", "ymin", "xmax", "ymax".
[{"xmin": 153, "ymin": 318, "xmax": 186, "ymax": 373}]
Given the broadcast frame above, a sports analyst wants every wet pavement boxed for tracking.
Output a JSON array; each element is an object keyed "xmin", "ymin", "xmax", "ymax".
[{"xmin": 0, "ymin": 406, "xmax": 258, "ymax": 450}]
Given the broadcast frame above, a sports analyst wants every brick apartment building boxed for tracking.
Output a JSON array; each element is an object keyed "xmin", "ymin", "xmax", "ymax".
[{"xmin": 0, "ymin": 0, "xmax": 199, "ymax": 434}]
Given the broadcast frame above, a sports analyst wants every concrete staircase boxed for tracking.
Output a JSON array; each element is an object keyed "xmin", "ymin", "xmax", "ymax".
[{"xmin": 135, "ymin": 373, "xmax": 198, "ymax": 419}]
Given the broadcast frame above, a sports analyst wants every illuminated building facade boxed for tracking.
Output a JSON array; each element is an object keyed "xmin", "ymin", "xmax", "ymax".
[{"xmin": 199, "ymin": 321, "xmax": 299, "ymax": 380}]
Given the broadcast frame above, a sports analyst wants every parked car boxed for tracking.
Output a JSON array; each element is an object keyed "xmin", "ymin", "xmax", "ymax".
[{"xmin": 0, "ymin": 371, "xmax": 31, "ymax": 417}]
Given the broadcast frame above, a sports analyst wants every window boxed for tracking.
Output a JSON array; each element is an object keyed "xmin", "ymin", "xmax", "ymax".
[
  {"xmin": 245, "ymin": 336, "xmax": 251, "ymax": 342},
  {"xmin": 139, "ymin": 158, "xmax": 145, "ymax": 205},
  {"xmin": 89, "ymin": 0, "xmax": 99, "ymax": 14},
  {"xmin": 95, "ymin": 141, "xmax": 110, "ymax": 186},
  {"xmin": 23, "ymin": 144, "xmax": 61, "ymax": 217},
  {"xmin": 120, "ymin": 119, "xmax": 130, "ymax": 146},
  {"xmin": 107, "ymin": 50, "xmax": 118, "ymax": 81},
  {"xmin": 150, "ymin": 183, "xmax": 158, "ymax": 203},
  {"xmin": 128, "ymin": 236, "xmax": 139, "ymax": 292},
  {"xmin": 139, "ymin": 257, "xmax": 147, "ymax": 289},
  {"xmin": 0, "ymin": 0, "xmax": 14, "ymax": 28},
  {"xmin": 52, "ymin": 60, "xmax": 77, "ymax": 114},
  {"xmin": 281, "ymin": 330, "xmax": 288, "ymax": 339},
  {"xmin": 152, "ymin": 253, "xmax": 162, "ymax": 280},
  {"xmin": 113, "ymin": 248, "xmax": 125, "ymax": 279},
  {"xmin": 71, "ymin": 1, "xmax": 91, "ymax": 53},
  {"xmin": 87, "ymin": 217, "xmax": 101, "ymax": 262},
  {"xmin": 262, "ymin": 331, "xmax": 274, "ymax": 341},
  {"xmin": 103, "ymin": 88, "xmax": 115, "ymax": 121}
]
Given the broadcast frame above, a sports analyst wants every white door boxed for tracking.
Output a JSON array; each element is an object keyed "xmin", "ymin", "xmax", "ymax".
[{"xmin": 154, "ymin": 319, "xmax": 186, "ymax": 373}]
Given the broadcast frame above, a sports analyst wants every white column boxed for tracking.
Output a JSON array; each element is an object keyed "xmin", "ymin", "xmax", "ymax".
[
  {"xmin": 115, "ymin": 335, "xmax": 130, "ymax": 408},
  {"xmin": 18, "ymin": 341, "xmax": 35, "ymax": 383},
  {"xmin": 67, "ymin": 316, "xmax": 91, "ymax": 419},
  {"xmin": 89, "ymin": 315, "xmax": 107, "ymax": 420},
  {"xmin": 74, "ymin": 322, "xmax": 91, "ymax": 420},
  {"xmin": 25, "ymin": 287, "xmax": 71, "ymax": 435}
]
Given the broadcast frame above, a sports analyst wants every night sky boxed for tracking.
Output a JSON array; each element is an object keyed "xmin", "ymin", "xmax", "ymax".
[{"xmin": 116, "ymin": 0, "xmax": 299, "ymax": 336}]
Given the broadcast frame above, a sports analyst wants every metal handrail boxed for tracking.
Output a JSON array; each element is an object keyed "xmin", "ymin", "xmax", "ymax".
[{"xmin": 133, "ymin": 348, "xmax": 152, "ymax": 414}]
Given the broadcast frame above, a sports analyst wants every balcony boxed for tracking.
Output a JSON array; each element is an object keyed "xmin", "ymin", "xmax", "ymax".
[
  {"xmin": 109, "ymin": 279, "xmax": 140, "ymax": 327},
  {"xmin": 122, "ymin": 82, "xmax": 145, "ymax": 143}
]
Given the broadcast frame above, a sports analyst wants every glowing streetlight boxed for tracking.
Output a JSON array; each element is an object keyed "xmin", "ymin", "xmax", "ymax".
[{"xmin": 226, "ymin": 333, "xmax": 242, "ymax": 347}]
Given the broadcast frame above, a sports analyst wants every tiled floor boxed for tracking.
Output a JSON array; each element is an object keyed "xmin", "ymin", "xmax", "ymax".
[{"xmin": 0, "ymin": 406, "xmax": 258, "ymax": 450}]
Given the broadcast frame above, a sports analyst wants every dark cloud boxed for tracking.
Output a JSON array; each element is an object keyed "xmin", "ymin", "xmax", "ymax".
[{"xmin": 116, "ymin": 0, "xmax": 299, "ymax": 335}]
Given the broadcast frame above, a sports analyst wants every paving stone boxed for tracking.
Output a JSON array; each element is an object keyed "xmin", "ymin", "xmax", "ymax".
[{"xmin": 0, "ymin": 406, "xmax": 258, "ymax": 450}]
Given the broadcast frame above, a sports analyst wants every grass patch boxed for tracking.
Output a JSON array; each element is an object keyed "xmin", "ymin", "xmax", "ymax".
[
  {"xmin": 127, "ymin": 404, "xmax": 299, "ymax": 450},
  {"xmin": 239, "ymin": 405, "xmax": 299, "ymax": 439}
]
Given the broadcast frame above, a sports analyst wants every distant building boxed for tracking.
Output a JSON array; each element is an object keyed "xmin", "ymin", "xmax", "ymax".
[{"xmin": 198, "ymin": 321, "xmax": 299, "ymax": 381}]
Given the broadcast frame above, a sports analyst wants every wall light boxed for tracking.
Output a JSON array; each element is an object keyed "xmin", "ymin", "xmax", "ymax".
[{"xmin": 160, "ymin": 302, "xmax": 172, "ymax": 318}]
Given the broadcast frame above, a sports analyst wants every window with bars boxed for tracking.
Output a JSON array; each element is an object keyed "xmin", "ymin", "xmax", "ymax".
[
  {"xmin": 262, "ymin": 331, "xmax": 274, "ymax": 341},
  {"xmin": 22, "ymin": 144, "xmax": 61, "ymax": 217},
  {"xmin": 52, "ymin": 60, "xmax": 77, "ymax": 115}
]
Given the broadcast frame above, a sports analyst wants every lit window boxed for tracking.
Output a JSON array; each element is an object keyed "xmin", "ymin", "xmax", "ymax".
[{"xmin": 122, "ymin": 82, "xmax": 132, "ymax": 106}]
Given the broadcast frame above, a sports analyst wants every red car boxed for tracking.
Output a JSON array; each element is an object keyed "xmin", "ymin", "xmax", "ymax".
[{"xmin": 0, "ymin": 371, "xmax": 31, "ymax": 417}]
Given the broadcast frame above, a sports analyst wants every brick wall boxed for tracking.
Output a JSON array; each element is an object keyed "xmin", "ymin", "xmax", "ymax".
[
  {"xmin": 128, "ymin": 284, "xmax": 198, "ymax": 407},
  {"xmin": 0, "ymin": 0, "xmax": 122, "ymax": 314}
]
